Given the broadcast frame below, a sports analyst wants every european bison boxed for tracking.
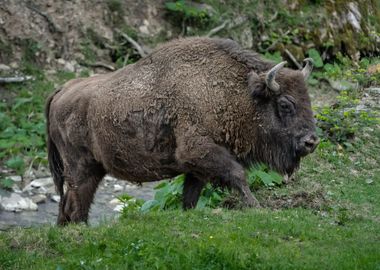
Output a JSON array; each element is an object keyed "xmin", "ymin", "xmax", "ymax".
[{"xmin": 46, "ymin": 37, "xmax": 319, "ymax": 225}]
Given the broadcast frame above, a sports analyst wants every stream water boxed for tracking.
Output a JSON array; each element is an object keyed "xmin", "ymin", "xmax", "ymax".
[{"xmin": 0, "ymin": 178, "xmax": 157, "ymax": 230}]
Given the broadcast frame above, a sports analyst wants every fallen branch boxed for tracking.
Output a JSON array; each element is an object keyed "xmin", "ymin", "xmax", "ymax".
[
  {"xmin": 115, "ymin": 29, "xmax": 147, "ymax": 58},
  {"xmin": 284, "ymin": 49, "xmax": 302, "ymax": 69},
  {"xmin": 0, "ymin": 76, "xmax": 33, "ymax": 83},
  {"xmin": 206, "ymin": 20, "xmax": 229, "ymax": 37}
]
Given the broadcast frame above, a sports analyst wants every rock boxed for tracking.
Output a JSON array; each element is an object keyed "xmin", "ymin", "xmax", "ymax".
[
  {"xmin": 138, "ymin": 19, "xmax": 150, "ymax": 35},
  {"xmin": 125, "ymin": 184, "xmax": 137, "ymax": 190},
  {"xmin": 23, "ymin": 177, "xmax": 54, "ymax": 193},
  {"xmin": 23, "ymin": 168, "xmax": 36, "ymax": 181},
  {"xmin": 33, "ymin": 166, "xmax": 51, "ymax": 178},
  {"xmin": 8, "ymin": 175, "xmax": 22, "ymax": 182},
  {"xmin": 104, "ymin": 175, "xmax": 117, "ymax": 182},
  {"xmin": 0, "ymin": 193, "xmax": 38, "ymax": 212},
  {"xmin": 11, "ymin": 183, "xmax": 22, "ymax": 194},
  {"xmin": 22, "ymin": 177, "xmax": 55, "ymax": 196},
  {"xmin": 113, "ymin": 204, "xmax": 124, "ymax": 212},
  {"xmin": 346, "ymin": 2, "xmax": 361, "ymax": 32},
  {"xmin": 31, "ymin": 194, "xmax": 47, "ymax": 204},
  {"xmin": 0, "ymin": 64, "xmax": 11, "ymax": 71},
  {"xmin": 64, "ymin": 61, "xmax": 76, "ymax": 72},
  {"xmin": 240, "ymin": 27, "xmax": 253, "ymax": 49},
  {"xmin": 114, "ymin": 184, "xmax": 123, "ymax": 192},
  {"xmin": 109, "ymin": 198, "xmax": 121, "ymax": 205},
  {"xmin": 57, "ymin": 58, "xmax": 66, "ymax": 65},
  {"xmin": 50, "ymin": 195, "xmax": 60, "ymax": 203},
  {"xmin": 9, "ymin": 62, "xmax": 18, "ymax": 69},
  {"xmin": 328, "ymin": 79, "xmax": 359, "ymax": 92},
  {"xmin": 365, "ymin": 87, "xmax": 380, "ymax": 95}
]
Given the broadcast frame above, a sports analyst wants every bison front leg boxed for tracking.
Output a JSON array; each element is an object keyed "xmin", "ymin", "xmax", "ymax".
[
  {"xmin": 183, "ymin": 173, "xmax": 206, "ymax": 209},
  {"xmin": 176, "ymin": 135, "xmax": 261, "ymax": 208}
]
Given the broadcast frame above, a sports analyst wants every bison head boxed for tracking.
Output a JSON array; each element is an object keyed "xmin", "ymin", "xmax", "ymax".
[{"xmin": 247, "ymin": 59, "xmax": 319, "ymax": 175}]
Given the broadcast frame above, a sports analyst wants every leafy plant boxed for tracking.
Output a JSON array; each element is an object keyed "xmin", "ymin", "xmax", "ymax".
[
  {"xmin": 165, "ymin": 0, "xmax": 215, "ymax": 34},
  {"xmin": 247, "ymin": 164, "xmax": 283, "ymax": 189},
  {"xmin": 121, "ymin": 165, "xmax": 284, "ymax": 215},
  {"xmin": 307, "ymin": 48, "xmax": 323, "ymax": 68},
  {"xmin": 140, "ymin": 174, "xmax": 185, "ymax": 212},
  {"xmin": 118, "ymin": 193, "xmax": 145, "ymax": 214},
  {"xmin": 0, "ymin": 177, "xmax": 15, "ymax": 190},
  {"xmin": 315, "ymin": 90, "xmax": 379, "ymax": 144}
]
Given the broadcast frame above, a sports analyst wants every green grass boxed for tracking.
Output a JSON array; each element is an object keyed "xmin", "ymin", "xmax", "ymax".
[{"xmin": 1, "ymin": 209, "xmax": 379, "ymax": 270}]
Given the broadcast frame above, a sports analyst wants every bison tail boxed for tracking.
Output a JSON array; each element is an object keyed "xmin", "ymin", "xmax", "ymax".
[{"xmin": 45, "ymin": 89, "xmax": 64, "ymax": 197}]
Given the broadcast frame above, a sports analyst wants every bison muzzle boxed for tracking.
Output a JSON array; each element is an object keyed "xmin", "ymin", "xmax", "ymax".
[{"xmin": 45, "ymin": 37, "xmax": 319, "ymax": 225}]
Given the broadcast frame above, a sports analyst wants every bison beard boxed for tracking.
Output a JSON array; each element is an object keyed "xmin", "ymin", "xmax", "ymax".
[
  {"xmin": 244, "ymin": 133, "xmax": 300, "ymax": 176},
  {"xmin": 46, "ymin": 37, "xmax": 318, "ymax": 225}
]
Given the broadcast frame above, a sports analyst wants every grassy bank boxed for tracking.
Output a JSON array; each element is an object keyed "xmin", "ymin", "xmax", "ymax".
[{"xmin": 1, "ymin": 124, "xmax": 379, "ymax": 269}]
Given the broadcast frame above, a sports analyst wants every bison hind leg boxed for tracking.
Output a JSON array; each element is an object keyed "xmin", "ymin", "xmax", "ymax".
[
  {"xmin": 57, "ymin": 157, "xmax": 106, "ymax": 226},
  {"xmin": 182, "ymin": 173, "xmax": 206, "ymax": 209}
]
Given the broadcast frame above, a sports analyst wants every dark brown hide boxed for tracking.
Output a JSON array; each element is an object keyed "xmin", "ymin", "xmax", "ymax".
[{"xmin": 46, "ymin": 37, "xmax": 318, "ymax": 225}]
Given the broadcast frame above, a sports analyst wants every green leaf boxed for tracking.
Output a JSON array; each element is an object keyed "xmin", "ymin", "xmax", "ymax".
[
  {"xmin": 5, "ymin": 156, "xmax": 25, "ymax": 173},
  {"xmin": 264, "ymin": 51, "xmax": 283, "ymax": 63},
  {"xmin": 255, "ymin": 171, "xmax": 275, "ymax": 186},
  {"xmin": 196, "ymin": 196, "xmax": 208, "ymax": 209},
  {"xmin": 268, "ymin": 171, "xmax": 283, "ymax": 184},
  {"xmin": 0, "ymin": 126, "xmax": 16, "ymax": 139},
  {"xmin": 0, "ymin": 178, "xmax": 15, "ymax": 189},
  {"xmin": 140, "ymin": 200, "xmax": 160, "ymax": 213},
  {"xmin": 307, "ymin": 48, "xmax": 323, "ymax": 68},
  {"xmin": 13, "ymin": 97, "xmax": 33, "ymax": 110}
]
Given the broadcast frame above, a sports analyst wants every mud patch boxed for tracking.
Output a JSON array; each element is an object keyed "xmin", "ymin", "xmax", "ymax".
[{"xmin": 262, "ymin": 189, "xmax": 328, "ymax": 210}]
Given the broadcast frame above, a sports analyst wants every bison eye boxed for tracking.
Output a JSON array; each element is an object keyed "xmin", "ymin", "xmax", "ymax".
[{"xmin": 277, "ymin": 96, "xmax": 295, "ymax": 115}]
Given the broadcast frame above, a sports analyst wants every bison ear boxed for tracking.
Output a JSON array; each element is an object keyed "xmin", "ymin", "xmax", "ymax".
[{"xmin": 248, "ymin": 71, "xmax": 269, "ymax": 98}]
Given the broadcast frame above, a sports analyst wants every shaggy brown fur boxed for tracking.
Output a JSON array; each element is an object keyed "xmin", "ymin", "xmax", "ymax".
[{"xmin": 46, "ymin": 37, "xmax": 318, "ymax": 225}]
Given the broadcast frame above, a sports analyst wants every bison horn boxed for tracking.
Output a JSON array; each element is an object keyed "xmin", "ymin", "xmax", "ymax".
[
  {"xmin": 301, "ymin": 58, "xmax": 314, "ymax": 80},
  {"xmin": 265, "ymin": 61, "xmax": 287, "ymax": 93}
]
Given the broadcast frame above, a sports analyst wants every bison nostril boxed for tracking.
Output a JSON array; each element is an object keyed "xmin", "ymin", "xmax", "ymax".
[
  {"xmin": 303, "ymin": 136, "xmax": 320, "ymax": 150},
  {"xmin": 304, "ymin": 140, "xmax": 315, "ymax": 149}
]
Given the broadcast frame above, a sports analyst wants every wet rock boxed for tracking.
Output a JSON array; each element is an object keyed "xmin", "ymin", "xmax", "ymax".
[
  {"xmin": 114, "ymin": 184, "xmax": 123, "ymax": 192},
  {"xmin": 34, "ymin": 166, "xmax": 51, "ymax": 178},
  {"xmin": 104, "ymin": 175, "xmax": 117, "ymax": 182},
  {"xmin": 11, "ymin": 183, "xmax": 22, "ymax": 194},
  {"xmin": 50, "ymin": 195, "xmax": 60, "ymax": 203},
  {"xmin": 0, "ymin": 193, "xmax": 38, "ymax": 212},
  {"xmin": 23, "ymin": 177, "xmax": 54, "ymax": 193},
  {"xmin": 109, "ymin": 198, "xmax": 121, "ymax": 205},
  {"xmin": 31, "ymin": 194, "xmax": 47, "ymax": 204},
  {"xmin": 113, "ymin": 204, "xmax": 124, "ymax": 212},
  {"xmin": 8, "ymin": 175, "xmax": 22, "ymax": 182}
]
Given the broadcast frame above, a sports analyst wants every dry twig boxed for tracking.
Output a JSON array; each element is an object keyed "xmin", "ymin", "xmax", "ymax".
[
  {"xmin": 284, "ymin": 49, "xmax": 302, "ymax": 69},
  {"xmin": 206, "ymin": 20, "xmax": 229, "ymax": 37},
  {"xmin": 115, "ymin": 29, "xmax": 147, "ymax": 58}
]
